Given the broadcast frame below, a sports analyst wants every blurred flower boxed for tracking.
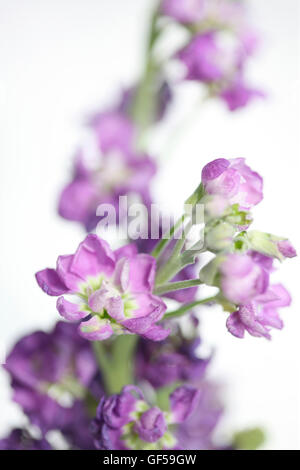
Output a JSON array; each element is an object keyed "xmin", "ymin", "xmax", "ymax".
[
  {"xmin": 176, "ymin": 381, "xmax": 224, "ymax": 450},
  {"xmin": 136, "ymin": 324, "xmax": 210, "ymax": 388},
  {"xmin": 221, "ymin": 76, "xmax": 265, "ymax": 111},
  {"xmin": 4, "ymin": 322, "xmax": 99, "ymax": 446},
  {"xmin": 161, "ymin": 0, "xmax": 205, "ymax": 24},
  {"xmin": 58, "ymin": 149, "xmax": 156, "ymax": 232},
  {"xmin": 0, "ymin": 429, "xmax": 52, "ymax": 450},
  {"xmin": 92, "ymin": 385, "xmax": 199, "ymax": 450},
  {"xmin": 36, "ymin": 234, "xmax": 169, "ymax": 341}
]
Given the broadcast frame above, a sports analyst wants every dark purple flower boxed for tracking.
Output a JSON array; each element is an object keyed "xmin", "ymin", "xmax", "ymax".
[
  {"xmin": 36, "ymin": 234, "xmax": 169, "ymax": 341},
  {"xmin": 176, "ymin": 381, "xmax": 224, "ymax": 450},
  {"xmin": 136, "ymin": 327, "xmax": 210, "ymax": 388},
  {"xmin": 0, "ymin": 429, "xmax": 51, "ymax": 450},
  {"xmin": 4, "ymin": 322, "xmax": 100, "ymax": 443},
  {"xmin": 92, "ymin": 385, "xmax": 200, "ymax": 450}
]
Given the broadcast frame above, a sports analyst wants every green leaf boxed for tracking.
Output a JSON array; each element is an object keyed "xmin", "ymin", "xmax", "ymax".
[{"xmin": 233, "ymin": 427, "xmax": 266, "ymax": 450}]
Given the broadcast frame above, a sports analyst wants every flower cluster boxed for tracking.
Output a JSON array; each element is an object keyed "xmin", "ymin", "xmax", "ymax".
[
  {"xmin": 162, "ymin": 0, "xmax": 263, "ymax": 110},
  {"xmin": 58, "ymin": 108, "xmax": 157, "ymax": 232},
  {"xmin": 2, "ymin": 0, "xmax": 296, "ymax": 453},
  {"xmin": 4, "ymin": 322, "xmax": 101, "ymax": 449},
  {"xmin": 92, "ymin": 385, "xmax": 200, "ymax": 450},
  {"xmin": 36, "ymin": 235, "xmax": 169, "ymax": 341}
]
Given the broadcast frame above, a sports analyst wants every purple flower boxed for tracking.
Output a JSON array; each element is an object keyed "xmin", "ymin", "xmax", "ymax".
[
  {"xmin": 226, "ymin": 283, "xmax": 291, "ymax": 340},
  {"xmin": 221, "ymin": 76, "xmax": 264, "ymax": 111},
  {"xmin": 136, "ymin": 328, "xmax": 210, "ymax": 388},
  {"xmin": 4, "ymin": 322, "xmax": 99, "ymax": 442},
  {"xmin": 176, "ymin": 28, "xmax": 263, "ymax": 111},
  {"xmin": 201, "ymin": 158, "xmax": 263, "ymax": 211},
  {"xmin": 161, "ymin": 0, "xmax": 205, "ymax": 24},
  {"xmin": 92, "ymin": 385, "xmax": 200, "ymax": 450},
  {"xmin": 58, "ymin": 150, "xmax": 156, "ymax": 232},
  {"xmin": 177, "ymin": 33, "xmax": 226, "ymax": 83},
  {"xmin": 0, "ymin": 429, "xmax": 52, "ymax": 450},
  {"xmin": 176, "ymin": 381, "xmax": 224, "ymax": 450},
  {"xmin": 36, "ymin": 234, "xmax": 169, "ymax": 341},
  {"xmin": 220, "ymin": 252, "xmax": 269, "ymax": 305},
  {"xmin": 89, "ymin": 110, "xmax": 135, "ymax": 154}
]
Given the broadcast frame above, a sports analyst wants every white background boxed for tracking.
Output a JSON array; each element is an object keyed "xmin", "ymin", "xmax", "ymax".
[{"xmin": 0, "ymin": 0, "xmax": 299, "ymax": 450}]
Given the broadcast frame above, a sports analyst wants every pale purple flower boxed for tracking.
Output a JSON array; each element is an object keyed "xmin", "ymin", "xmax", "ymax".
[
  {"xmin": 0, "ymin": 429, "xmax": 52, "ymax": 450},
  {"xmin": 36, "ymin": 234, "xmax": 169, "ymax": 342},
  {"xmin": 161, "ymin": 0, "xmax": 205, "ymax": 24},
  {"xmin": 226, "ymin": 283, "xmax": 291, "ymax": 339},
  {"xmin": 89, "ymin": 110, "xmax": 135, "ymax": 154},
  {"xmin": 176, "ymin": 29, "xmax": 263, "ymax": 111},
  {"xmin": 220, "ymin": 253, "xmax": 269, "ymax": 305},
  {"xmin": 92, "ymin": 385, "xmax": 199, "ymax": 450},
  {"xmin": 58, "ymin": 150, "xmax": 156, "ymax": 232},
  {"xmin": 177, "ymin": 33, "xmax": 226, "ymax": 83},
  {"xmin": 4, "ymin": 322, "xmax": 99, "ymax": 443},
  {"xmin": 201, "ymin": 158, "xmax": 263, "ymax": 211},
  {"xmin": 221, "ymin": 77, "xmax": 264, "ymax": 111}
]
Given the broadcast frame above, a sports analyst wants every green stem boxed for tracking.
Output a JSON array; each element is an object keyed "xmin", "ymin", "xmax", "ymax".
[
  {"xmin": 92, "ymin": 335, "xmax": 138, "ymax": 395},
  {"xmin": 164, "ymin": 296, "xmax": 218, "ymax": 319},
  {"xmin": 131, "ymin": 5, "xmax": 162, "ymax": 141},
  {"xmin": 151, "ymin": 215, "xmax": 185, "ymax": 259},
  {"xmin": 154, "ymin": 279, "xmax": 203, "ymax": 296}
]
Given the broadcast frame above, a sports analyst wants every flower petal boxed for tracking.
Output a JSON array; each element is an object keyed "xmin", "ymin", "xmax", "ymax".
[
  {"xmin": 142, "ymin": 325, "xmax": 170, "ymax": 341},
  {"xmin": 226, "ymin": 311, "xmax": 245, "ymax": 338},
  {"xmin": 71, "ymin": 234, "xmax": 115, "ymax": 280},
  {"xmin": 114, "ymin": 244, "xmax": 138, "ymax": 261},
  {"xmin": 56, "ymin": 255, "xmax": 83, "ymax": 291},
  {"xmin": 127, "ymin": 254, "xmax": 156, "ymax": 293},
  {"xmin": 35, "ymin": 269, "xmax": 68, "ymax": 296},
  {"xmin": 56, "ymin": 297, "xmax": 87, "ymax": 322},
  {"xmin": 106, "ymin": 296, "xmax": 125, "ymax": 322},
  {"xmin": 78, "ymin": 317, "xmax": 114, "ymax": 341},
  {"xmin": 170, "ymin": 386, "xmax": 200, "ymax": 423}
]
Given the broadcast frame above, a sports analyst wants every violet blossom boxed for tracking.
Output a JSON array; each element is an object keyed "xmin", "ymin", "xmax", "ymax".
[
  {"xmin": 176, "ymin": 381, "xmax": 224, "ymax": 450},
  {"xmin": 176, "ymin": 28, "xmax": 262, "ymax": 110},
  {"xmin": 201, "ymin": 157, "xmax": 263, "ymax": 211},
  {"xmin": 4, "ymin": 322, "xmax": 99, "ymax": 445},
  {"xmin": 92, "ymin": 385, "xmax": 199, "ymax": 450},
  {"xmin": 0, "ymin": 429, "xmax": 52, "ymax": 450},
  {"xmin": 58, "ymin": 147, "xmax": 156, "ymax": 232},
  {"xmin": 136, "ymin": 325, "xmax": 210, "ymax": 388},
  {"xmin": 226, "ymin": 283, "xmax": 291, "ymax": 340},
  {"xmin": 36, "ymin": 234, "xmax": 169, "ymax": 341}
]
